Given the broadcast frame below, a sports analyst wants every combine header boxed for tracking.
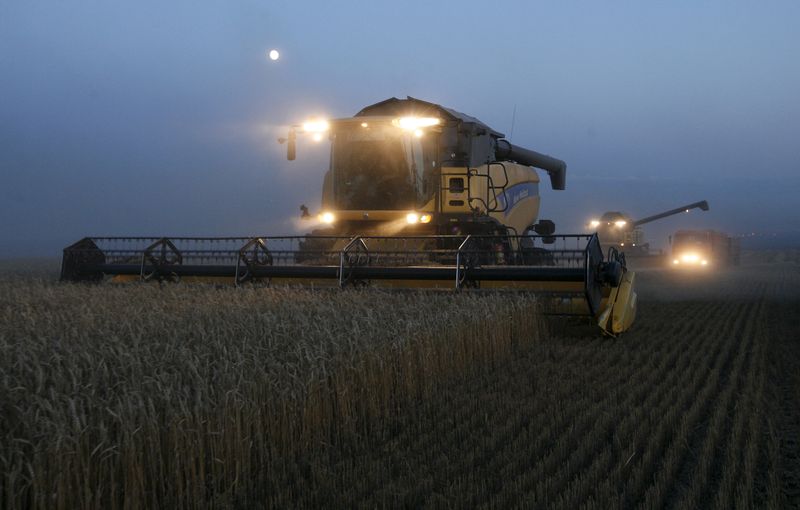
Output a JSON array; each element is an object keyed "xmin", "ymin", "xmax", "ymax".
[{"xmin": 61, "ymin": 97, "xmax": 637, "ymax": 335}]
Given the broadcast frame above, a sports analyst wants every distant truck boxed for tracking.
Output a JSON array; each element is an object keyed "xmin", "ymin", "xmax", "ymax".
[{"xmin": 670, "ymin": 229, "xmax": 740, "ymax": 267}]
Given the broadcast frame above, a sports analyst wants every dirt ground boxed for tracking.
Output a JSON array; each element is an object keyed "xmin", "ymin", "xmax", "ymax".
[{"xmin": 636, "ymin": 262, "xmax": 800, "ymax": 508}]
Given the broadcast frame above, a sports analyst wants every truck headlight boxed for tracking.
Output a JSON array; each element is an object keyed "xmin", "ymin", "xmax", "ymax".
[
  {"xmin": 320, "ymin": 212, "xmax": 335, "ymax": 224},
  {"xmin": 406, "ymin": 213, "xmax": 419, "ymax": 224}
]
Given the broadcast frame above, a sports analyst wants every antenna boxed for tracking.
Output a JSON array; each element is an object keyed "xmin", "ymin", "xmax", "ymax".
[{"xmin": 509, "ymin": 104, "xmax": 517, "ymax": 141}]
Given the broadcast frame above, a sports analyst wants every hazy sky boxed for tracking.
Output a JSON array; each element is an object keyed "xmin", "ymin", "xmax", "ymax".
[{"xmin": 2, "ymin": 1, "xmax": 799, "ymax": 255}]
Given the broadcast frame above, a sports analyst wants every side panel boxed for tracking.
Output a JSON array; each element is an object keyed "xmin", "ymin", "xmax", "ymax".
[
  {"xmin": 440, "ymin": 166, "xmax": 471, "ymax": 214},
  {"xmin": 490, "ymin": 162, "xmax": 540, "ymax": 234},
  {"xmin": 439, "ymin": 163, "xmax": 541, "ymax": 234}
]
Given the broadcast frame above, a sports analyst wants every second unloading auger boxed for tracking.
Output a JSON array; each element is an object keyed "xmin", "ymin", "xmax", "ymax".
[{"xmin": 60, "ymin": 97, "xmax": 637, "ymax": 335}]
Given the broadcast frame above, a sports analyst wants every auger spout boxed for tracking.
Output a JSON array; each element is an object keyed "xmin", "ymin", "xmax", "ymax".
[
  {"xmin": 495, "ymin": 139, "xmax": 567, "ymax": 190},
  {"xmin": 633, "ymin": 201, "xmax": 709, "ymax": 227}
]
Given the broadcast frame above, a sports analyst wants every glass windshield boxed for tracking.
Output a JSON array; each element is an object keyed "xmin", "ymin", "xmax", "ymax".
[{"xmin": 332, "ymin": 123, "xmax": 435, "ymax": 210}]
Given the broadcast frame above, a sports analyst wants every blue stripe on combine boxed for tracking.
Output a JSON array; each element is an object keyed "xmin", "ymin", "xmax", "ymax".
[{"xmin": 495, "ymin": 182, "xmax": 539, "ymax": 213}]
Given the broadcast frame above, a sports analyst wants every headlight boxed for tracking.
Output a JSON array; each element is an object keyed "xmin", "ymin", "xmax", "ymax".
[
  {"xmin": 614, "ymin": 220, "xmax": 627, "ymax": 228},
  {"xmin": 406, "ymin": 213, "xmax": 419, "ymax": 224},
  {"xmin": 701, "ymin": 260, "xmax": 708, "ymax": 266},
  {"xmin": 673, "ymin": 259, "xmax": 680, "ymax": 264},
  {"xmin": 420, "ymin": 214, "xmax": 432, "ymax": 224},
  {"xmin": 392, "ymin": 117, "xmax": 441, "ymax": 130},
  {"xmin": 320, "ymin": 212, "xmax": 335, "ymax": 224},
  {"xmin": 590, "ymin": 220, "xmax": 600, "ymax": 228},
  {"xmin": 681, "ymin": 253, "xmax": 701, "ymax": 264},
  {"xmin": 302, "ymin": 119, "xmax": 330, "ymax": 133}
]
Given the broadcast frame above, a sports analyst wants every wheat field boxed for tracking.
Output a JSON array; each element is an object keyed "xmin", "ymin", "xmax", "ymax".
[
  {"xmin": 1, "ymin": 256, "xmax": 799, "ymax": 508},
  {"xmin": 0, "ymin": 277, "xmax": 541, "ymax": 508}
]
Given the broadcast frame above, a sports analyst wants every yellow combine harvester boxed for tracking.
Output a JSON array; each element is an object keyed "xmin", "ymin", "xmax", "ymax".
[{"xmin": 61, "ymin": 97, "xmax": 637, "ymax": 335}]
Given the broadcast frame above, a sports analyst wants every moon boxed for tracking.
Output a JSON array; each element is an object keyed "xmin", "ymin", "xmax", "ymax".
[{"xmin": 268, "ymin": 49, "xmax": 280, "ymax": 61}]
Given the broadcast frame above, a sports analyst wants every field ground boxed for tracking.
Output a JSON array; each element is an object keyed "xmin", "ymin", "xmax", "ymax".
[{"xmin": 1, "ymin": 252, "xmax": 799, "ymax": 508}]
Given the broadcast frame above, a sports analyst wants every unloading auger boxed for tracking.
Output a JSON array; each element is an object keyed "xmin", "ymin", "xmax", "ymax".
[{"xmin": 61, "ymin": 97, "xmax": 638, "ymax": 335}]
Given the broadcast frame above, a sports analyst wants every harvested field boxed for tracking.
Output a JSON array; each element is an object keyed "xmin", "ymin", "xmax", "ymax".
[{"xmin": 1, "ymin": 255, "xmax": 799, "ymax": 508}]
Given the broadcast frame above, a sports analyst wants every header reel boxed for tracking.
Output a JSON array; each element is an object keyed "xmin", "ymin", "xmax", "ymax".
[{"xmin": 61, "ymin": 233, "xmax": 636, "ymax": 335}]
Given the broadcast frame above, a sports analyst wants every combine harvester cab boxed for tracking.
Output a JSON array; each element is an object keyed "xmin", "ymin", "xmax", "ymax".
[{"xmin": 61, "ymin": 97, "xmax": 637, "ymax": 335}]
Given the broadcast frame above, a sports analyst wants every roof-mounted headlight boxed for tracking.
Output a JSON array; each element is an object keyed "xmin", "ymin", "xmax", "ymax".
[{"xmin": 392, "ymin": 117, "xmax": 441, "ymax": 130}]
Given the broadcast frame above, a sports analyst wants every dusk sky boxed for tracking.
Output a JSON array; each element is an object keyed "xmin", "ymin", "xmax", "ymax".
[{"xmin": 2, "ymin": 1, "xmax": 799, "ymax": 256}]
